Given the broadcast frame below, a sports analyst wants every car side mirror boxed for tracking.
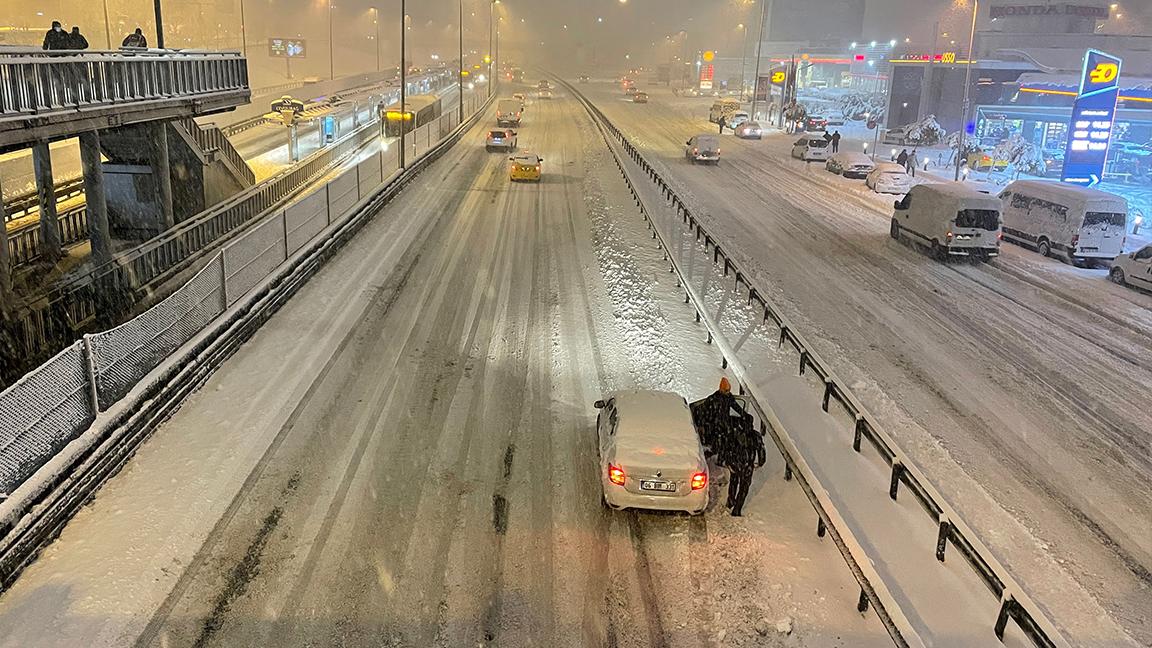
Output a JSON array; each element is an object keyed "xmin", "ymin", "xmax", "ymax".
[
  {"xmin": 538, "ymin": 158, "xmax": 544, "ymax": 162},
  {"xmin": 894, "ymin": 200, "xmax": 902, "ymax": 209},
  {"xmin": 594, "ymin": 399, "xmax": 606, "ymax": 409}
]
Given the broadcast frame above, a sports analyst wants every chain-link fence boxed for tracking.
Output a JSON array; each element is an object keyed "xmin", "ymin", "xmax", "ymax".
[
  {"xmin": 0, "ymin": 342, "xmax": 94, "ymax": 497},
  {"xmin": 0, "ymin": 90, "xmax": 485, "ymax": 501},
  {"xmin": 87, "ymin": 254, "xmax": 226, "ymax": 410}
]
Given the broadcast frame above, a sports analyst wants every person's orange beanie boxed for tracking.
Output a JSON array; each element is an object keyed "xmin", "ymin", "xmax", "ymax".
[{"xmin": 719, "ymin": 377, "xmax": 731, "ymax": 394}]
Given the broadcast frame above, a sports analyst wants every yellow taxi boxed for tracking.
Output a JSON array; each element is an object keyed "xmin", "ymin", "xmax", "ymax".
[{"xmin": 509, "ymin": 153, "xmax": 543, "ymax": 182}]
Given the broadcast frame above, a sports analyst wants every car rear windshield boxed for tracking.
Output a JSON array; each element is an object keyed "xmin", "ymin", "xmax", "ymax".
[
  {"xmin": 808, "ymin": 140, "xmax": 828, "ymax": 148},
  {"xmin": 1084, "ymin": 211, "xmax": 1126, "ymax": 227},
  {"xmin": 489, "ymin": 131, "xmax": 505, "ymax": 138},
  {"xmin": 955, "ymin": 209, "xmax": 1000, "ymax": 230}
]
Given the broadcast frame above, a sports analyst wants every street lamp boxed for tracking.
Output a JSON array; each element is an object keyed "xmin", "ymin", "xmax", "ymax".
[
  {"xmin": 749, "ymin": 0, "xmax": 768, "ymax": 120},
  {"xmin": 737, "ymin": 23, "xmax": 749, "ymax": 99},
  {"xmin": 954, "ymin": 0, "xmax": 979, "ymax": 180},
  {"xmin": 328, "ymin": 0, "xmax": 335, "ymax": 79},
  {"xmin": 371, "ymin": 7, "xmax": 380, "ymax": 72}
]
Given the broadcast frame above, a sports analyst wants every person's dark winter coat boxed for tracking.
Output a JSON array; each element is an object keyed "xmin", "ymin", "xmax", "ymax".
[
  {"xmin": 690, "ymin": 378, "xmax": 740, "ymax": 459},
  {"xmin": 831, "ymin": 131, "xmax": 841, "ymax": 153},
  {"xmin": 720, "ymin": 419, "xmax": 766, "ymax": 516},
  {"xmin": 122, "ymin": 28, "xmax": 148, "ymax": 48},
  {"xmin": 67, "ymin": 27, "xmax": 89, "ymax": 50},
  {"xmin": 718, "ymin": 115, "xmax": 727, "ymax": 134},
  {"xmin": 896, "ymin": 149, "xmax": 909, "ymax": 167},
  {"xmin": 43, "ymin": 22, "xmax": 69, "ymax": 50}
]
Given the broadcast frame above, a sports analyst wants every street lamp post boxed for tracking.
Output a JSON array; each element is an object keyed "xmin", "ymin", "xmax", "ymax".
[
  {"xmin": 749, "ymin": 0, "xmax": 769, "ymax": 120},
  {"xmin": 459, "ymin": 0, "xmax": 464, "ymax": 121},
  {"xmin": 955, "ymin": 0, "xmax": 979, "ymax": 180},
  {"xmin": 371, "ymin": 7, "xmax": 381, "ymax": 72},
  {"xmin": 328, "ymin": 0, "xmax": 335, "ymax": 79},
  {"xmin": 153, "ymin": 0, "xmax": 165, "ymax": 48},
  {"xmin": 738, "ymin": 23, "xmax": 749, "ymax": 99},
  {"xmin": 239, "ymin": 0, "xmax": 247, "ymax": 55},
  {"xmin": 400, "ymin": 0, "xmax": 407, "ymax": 169}
]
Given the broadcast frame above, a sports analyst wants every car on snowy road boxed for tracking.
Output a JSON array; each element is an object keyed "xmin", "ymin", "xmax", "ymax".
[
  {"xmin": 726, "ymin": 111, "xmax": 751, "ymax": 129},
  {"xmin": 790, "ymin": 134, "xmax": 831, "ymax": 162},
  {"xmin": 594, "ymin": 391, "xmax": 709, "ymax": 515},
  {"xmin": 685, "ymin": 134, "xmax": 721, "ymax": 164},
  {"xmin": 890, "ymin": 183, "xmax": 1002, "ymax": 260},
  {"xmin": 632, "ymin": 91, "xmax": 649, "ymax": 103},
  {"xmin": 1109, "ymin": 245, "xmax": 1152, "ymax": 291},
  {"xmin": 734, "ymin": 121, "xmax": 763, "ymax": 139},
  {"xmin": 509, "ymin": 152, "xmax": 543, "ymax": 182},
  {"xmin": 486, "ymin": 128, "xmax": 518, "ymax": 152},
  {"xmin": 825, "ymin": 152, "xmax": 875, "ymax": 178},
  {"xmin": 866, "ymin": 163, "xmax": 913, "ymax": 194}
]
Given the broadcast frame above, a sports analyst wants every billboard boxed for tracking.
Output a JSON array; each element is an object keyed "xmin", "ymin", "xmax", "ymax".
[
  {"xmin": 269, "ymin": 38, "xmax": 307, "ymax": 58},
  {"xmin": 1061, "ymin": 50, "xmax": 1121, "ymax": 188}
]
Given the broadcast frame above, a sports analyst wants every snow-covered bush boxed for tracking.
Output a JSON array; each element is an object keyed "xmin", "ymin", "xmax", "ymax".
[{"xmin": 903, "ymin": 115, "xmax": 947, "ymax": 146}]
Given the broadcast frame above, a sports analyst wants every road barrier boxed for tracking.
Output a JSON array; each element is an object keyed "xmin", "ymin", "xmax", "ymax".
[
  {"xmin": 563, "ymin": 79, "xmax": 1070, "ymax": 648},
  {"xmin": 0, "ymin": 90, "xmax": 492, "ymax": 591}
]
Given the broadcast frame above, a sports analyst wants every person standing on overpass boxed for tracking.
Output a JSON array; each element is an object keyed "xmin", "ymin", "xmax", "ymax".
[
  {"xmin": 42, "ymin": 21, "xmax": 69, "ymax": 50},
  {"xmin": 122, "ymin": 27, "xmax": 148, "ymax": 48},
  {"xmin": 67, "ymin": 26, "xmax": 89, "ymax": 50}
]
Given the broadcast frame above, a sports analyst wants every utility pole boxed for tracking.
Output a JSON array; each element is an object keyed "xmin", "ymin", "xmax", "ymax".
[
  {"xmin": 153, "ymin": 0, "xmax": 165, "ymax": 48},
  {"xmin": 101, "ymin": 0, "xmax": 112, "ymax": 49},
  {"xmin": 738, "ymin": 23, "xmax": 749, "ymax": 99},
  {"xmin": 329, "ymin": 0, "xmax": 335, "ymax": 79},
  {"xmin": 459, "ymin": 0, "xmax": 464, "ymax": 122},
  {"xmin": 400, "ymin": 0, "xmax": 407, "ymax": 169},
  {"xmin": 372, "ymin": 7, "xmax": 381, "ymax": 71},
  {"xmin": 955, "ymin": 0, "xmax": 979, "ymax": 180},
  {"xmin": 239, "ymin": 0, "xmax": 248, "ymax": 55},
  {"xmin": 749, "ymin": 0, "xmax": 771, "ymax": 121}
]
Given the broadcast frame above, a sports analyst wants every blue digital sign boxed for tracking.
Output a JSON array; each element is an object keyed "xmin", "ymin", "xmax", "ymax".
[{"xmin": 1061, "ymin": 50, "xmax": 1121, "ymax": 188}]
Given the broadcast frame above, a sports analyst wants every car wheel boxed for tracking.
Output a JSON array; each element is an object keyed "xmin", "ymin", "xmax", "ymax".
[
  {"xmin": 1037, "ymin": 239, "xmax": 1051, "ymax": 258},
  {"xmin": 889, "ymin": 219, "xmax": 900, "ymax": 240},
  {"xmin": 1110, "ymin": 267, "xmax": 1126, "ymax": 285}
]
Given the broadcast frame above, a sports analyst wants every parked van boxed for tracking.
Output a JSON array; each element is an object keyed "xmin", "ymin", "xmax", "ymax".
[
  {"xmin": 496, "ymin": 98, "xmax": 522, "ymax": 126},
  {"xmin": 890, "ymin": 183, "xmax": 1002, "ymax": 260},
  {"xmin": 685, "ymin": 134, "xmax": 720, "ymax": 164},
  {"xmin": 998, "ymin": 180, "xmax": 1127, "ymax": 264},
  {"xmin": 594, "ymin": 391, "xmax": 709, "ymax": 514},
  {"xmin": 709, "ymin": 99, "xmax": 741, "ymax": 124}
]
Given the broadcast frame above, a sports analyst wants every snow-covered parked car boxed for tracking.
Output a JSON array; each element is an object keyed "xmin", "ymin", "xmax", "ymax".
[
  {"xmin": 825, "ymin": 152, "xmax": 875, "ymax": 178},
  {"xmin": 790, "ymin": 134, "xmax": 830, "ymax": 162},
  {"xmin": 595, "ymin": 391, "xmax": 709, "ymax": 514},
  {"xmin": 998, "ymin": 180, "xmax": 1127, "ymax": 264},
  {"xmin": 865, "ymin": 163, "xmax": 912, "ymax": 194},
  {"xmin": 890, "ymin": 183, "xmax": 1002, "ymax": 260},
  {"xmin": 1109, "ymin": 245, "xmax": 1152, "ymax": 291}
]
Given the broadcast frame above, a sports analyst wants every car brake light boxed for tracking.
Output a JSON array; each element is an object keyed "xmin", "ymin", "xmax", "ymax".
[
  {"xmin": 608, "ymin": 464, "xmax": 626, "ymax": 485},
  {"xmin": 1071, "ymin": 233, "xmax": 1079, "ymax": 247},
  {"xmin": 693, "ymin": 147, "xmax": 698, "ymax": 154},
  {"xmin": 997, "ymin": 230, "xmax": 1003, "ymax": 240},
  {"xmin": 690, "ymin": 471, "xmax": 707, "ymax": 490},
  {"xmin": 946, "ymin": 230, "xmax": 954, "ymax": 241}
]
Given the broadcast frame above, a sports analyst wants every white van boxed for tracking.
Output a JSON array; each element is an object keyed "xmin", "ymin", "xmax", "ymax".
[
  {"xmin": 998, "ymin": 180, "xmax": 1127, "ymax": 265},
  {"xmin": 709, "ymin": 99, "xmax": 741, "ymax": 124},
  {"xmin": 595, "ymin": 391, "xmax": 709, "ymax": 514},
  {"xmin": 496, "ymin": 98, "xmax": 522, "ymax": 126},
  {"xmin": 891, "ymin": 183, "xmax": 1002, "ymax": 260}
]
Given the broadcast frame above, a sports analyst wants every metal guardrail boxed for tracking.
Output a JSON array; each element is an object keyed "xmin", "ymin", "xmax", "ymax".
[
  {"xmin": 0, "ymin": 49, "xmax": 248, "ymax": 120},
  {"xmin": 563, "ymin": 78, "xmax": 1071, "ymax": 648},
  {"xmin": 6, "ymin": 204, "xmax": 88, "ymax": 268},
  {"xmin": 3, "ymin": 177, "xmax": 85, "ymax": 222},
  {"xmin": 0, "ymin": 89, "xmax": 494, "ymax": 592}
]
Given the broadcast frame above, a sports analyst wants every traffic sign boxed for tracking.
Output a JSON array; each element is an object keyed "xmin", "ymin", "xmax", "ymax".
[{"xmin": 702, "ymin": 50, "xmax": 715, "ymax": 62}]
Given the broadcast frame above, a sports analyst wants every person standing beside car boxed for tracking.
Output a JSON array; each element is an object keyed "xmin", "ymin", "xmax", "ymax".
[
  {"xmin": 720, "ymin": 410, "xmax": 766, "ymax": 517},
  {"xmin": 831, "ymin": 130, "xmax": 841, "ymax": 153},
  {"xmin": 907, "ymin": 149, "xmax": 919, "ymax": 177}
]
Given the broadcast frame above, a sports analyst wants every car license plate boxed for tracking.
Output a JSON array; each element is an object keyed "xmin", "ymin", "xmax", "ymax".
[{"xmin": 640, "ymin": 480, "xmax": 676, "ymax": 492}]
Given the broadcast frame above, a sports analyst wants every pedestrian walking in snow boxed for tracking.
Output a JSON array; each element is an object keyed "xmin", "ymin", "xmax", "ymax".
[
  {"xmin": 42, "ymin": 21, "xmax": 69, "ymax": 50},
  {"xmin": 896, "ymin": 149, "xmax": 909, "ymax": 168},
  {"xmin": 719, "ymin": 410, "xmax": 765, "ymax": 517},
  {"xmin": 907, "ymin": 149, "xmax": 919, "ymax": 177},
  {"xmin": 718, "ymin": 115, "xmax": 727, "ymax": 134},
  {"xmin": 831, "ymin": 130, "xmax": 841, "ymax": 153},
  {"xmin": 67, "ymin": 26, "xmax": 89, "ymax": 50},
  {"xmin": 122, "ymin": 27, "xmax": 148, "ymax": 48}
]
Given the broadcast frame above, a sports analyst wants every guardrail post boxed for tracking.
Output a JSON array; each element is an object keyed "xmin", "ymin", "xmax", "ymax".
[
  {"xmin": 852, "ymin": 415, "xmax": 864, "ymax": 452},
  {"xmin": 821, "ymin": 379, "xmax": 833, "ymax": 412},
  {"xmin": 779, "ymin": 326, "xmax": 788, "ymax": 347},
  {"xmin": 783, "ymin": 462, "xmax": 792, "ymax": 481},
  {"xmin": 994, "ymin": 593, "xmax": 1017, "ymax": 640},
  {"xmin": 81, "ymin": 334, "xmax": 102, "ymax": 414},
  {"xmin": 219, "ymin": 249, "xmax": 229, "ymax": 309},
  {"xmin": 799, "ymin": 349, "xmax": 808, "ymax": 375},
  {"xmin": 936, "ymin": 516, "xmax": 950, "ymax": 562},
  {"xmin": 857, "ymin": 590, "xmax": 870, "ymax": 613},
  {"xmin": 816, "ymin": 516, "xmax": 826, "ymax": 538},
  {"xmin": 889, "ymin": 460, "xmax": 904, "ymax": 500}
]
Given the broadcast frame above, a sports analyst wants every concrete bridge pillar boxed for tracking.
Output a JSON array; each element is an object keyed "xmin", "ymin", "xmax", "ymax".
[
  {"xmin": 32, "ymin": 141, "xmax": 63, "ymax": 260},
  {"xmin": 152, "ymin": 123, "xmax": 175, "ymax": 231},
  {"xmin": 79, "ymin": 130, "xmax": 112, "ymax": 267}
]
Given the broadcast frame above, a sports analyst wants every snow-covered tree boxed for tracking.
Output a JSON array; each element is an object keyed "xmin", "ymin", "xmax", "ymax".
[
  {"xmin": 991, "ymin": 135, "xmax": 1047, "ymax": 178},
  {"xmin": 903, "ymin": 114, "xmax": 947, "ymax": 146},
  {"xmin": 838, "ymin": 92, "xmax": 886, "ymax": 122}
]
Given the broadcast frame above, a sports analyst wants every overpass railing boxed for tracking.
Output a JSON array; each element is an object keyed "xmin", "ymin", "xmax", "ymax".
[{"xmin": 0, "ymin": 49, "xmax": 248, "ymax": 120}]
